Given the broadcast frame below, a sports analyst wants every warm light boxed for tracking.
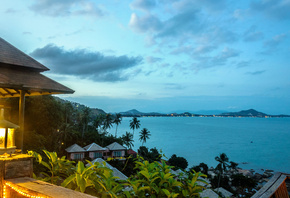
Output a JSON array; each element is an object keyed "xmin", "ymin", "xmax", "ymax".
[
  {"xmin": 4, "ymin": 181, "xmax": 46, "ymax": 198},
  {"xmin": 7, "ymin": 128, "xmax": 15, "ymax": 148},
  {"xmin": 0, "ymin": 128, "xmax": 5, "ymax": 148},
  {"xmin": 0, "ymin": 108, "xmax": 18, "ymax": 155}
]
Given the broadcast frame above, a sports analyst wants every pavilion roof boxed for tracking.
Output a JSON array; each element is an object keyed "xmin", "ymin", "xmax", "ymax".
[
  {"xmin": 0, "ymin": 37, "xmax": 48, "ymax": 71},
  {"xmin": 0, "ymin": 38, "xmax": 74, "ymax": 98}
]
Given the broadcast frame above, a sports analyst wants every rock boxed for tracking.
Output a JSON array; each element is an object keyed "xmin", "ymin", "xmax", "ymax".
[
  {"xmin": 263, "ymin": 172, "xmax": 273, "ymax": 178},
  {"xmin": 265, "ymin": 169, "xmax": 274, "ymax": 172},
  {"xmin": 238, "ymin": 169, "xmax": 253, "ymax": 177},
  {"xmin": 253, "ymin": 173, "xmax": 263, "ymax": 181}
]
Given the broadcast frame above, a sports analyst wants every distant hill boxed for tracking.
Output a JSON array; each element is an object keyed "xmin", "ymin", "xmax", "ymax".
[
  {"xmin": 220, "ymin": 109, "xmax": 267, "ymax": 117},
  {"xmin": 119, "ymin": 109, "xmax": 163, "ymax": 117}
]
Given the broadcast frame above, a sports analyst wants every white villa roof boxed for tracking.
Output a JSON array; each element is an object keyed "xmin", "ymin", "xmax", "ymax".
[
  {"xmin": 65, "ymin": 144, "xmax": 86, "ymax": 153},
  {"xmin": 88, "ymin": 158, "xmax": 128, "ymax": 181},
  {"xmin": 84, "ymin": 143, "xmax": 107, "ymax": 151},
  {"xmin": 106, "ymin": 142, "xmax": 126, "ymax": 151},
  {"xmin": 200, "ymin": 189, "xmax": 219, "ymax": 198},
  {"xmin": 215, "ymin": 187, "xmax": 233, "ymax": 198}
]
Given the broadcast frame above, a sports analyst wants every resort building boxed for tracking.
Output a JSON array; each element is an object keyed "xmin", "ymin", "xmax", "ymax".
[
  {"xmin": 65, "ymin": 143, "xmax": 86, "ymax": 160},
  {"xmin": 65, "ymin": 142, "xmax": 127, "ymax": 161},
  {"xmin": 105, "ymin": 142, "xmax": 126, "ymax": 160},
  {"xmin": 83, "ymin": 142, "xmax": 109, "ymax": 159}
]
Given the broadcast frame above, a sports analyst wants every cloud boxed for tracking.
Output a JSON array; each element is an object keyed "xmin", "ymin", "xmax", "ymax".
[
  {"xmin": 129, "ymin": 13, "xmax": 162, "ymax": 33},
  {"xmin": 30, "ymin": 44, "xmax": 143, "ymax": 82},
  {"xmin": 245, "ymin": 70, "xmax": 266, "ymax": 75},
  {"xmin": 23, "ymin": 32, "xmax": 32, "ymax": 35},
  {"xmin": 243, "ymin": 26, "xmax": 264, "ymax": 42},
  {"xmin": 251, "ymin": 0, "xmax": 290, "ymax": 20},
  {"xmin": 264, "ymin": 34, "xmax": 287, "ymax": 48},
  {"xmin": 193, "ymin": 47, "xmax": 240, "ymax": 70},
  {"xmin": 146, "ymin": 56, "xmax": 162, "ymax": 63},
  {"xmin": 261, "ymin": 33, "xmax": 288, "ymax": 54},
  {"xmin": 29, "ymin": 0, "xmax": 105, "ymax": 18},
  {"xmin": 236, "ymin": 61, "xmax": 251, "ymax": 68},
  {"xmin": 156, "ymin": 9, "xmax": 202, "ymax": 38},
  {"xmin": 130, "ymin": 0, "xmax": 157, "ymax": 12},
  {"xmin": 164, "ymin": 83, "xmax": 185, "ymax": 90}
]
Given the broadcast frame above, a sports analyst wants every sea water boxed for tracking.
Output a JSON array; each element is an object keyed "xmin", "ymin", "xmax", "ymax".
[{"xmin": 109, "ymin": 117, "xmax": 290, "ymax": 173}]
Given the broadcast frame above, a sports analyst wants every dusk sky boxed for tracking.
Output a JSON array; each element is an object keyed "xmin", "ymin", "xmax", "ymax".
[{"xmin": 1, "ymin": 0, "xmax": 290, "ymax": 114}]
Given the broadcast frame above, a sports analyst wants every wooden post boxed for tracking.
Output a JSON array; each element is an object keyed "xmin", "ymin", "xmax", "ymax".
[
  {"xmin": 19, "ymin": 90, "xmax": 25, "ymax": 153},
  {"xmin": 0, "ymin": 160, "xmax": 4, "ymax": 198}
]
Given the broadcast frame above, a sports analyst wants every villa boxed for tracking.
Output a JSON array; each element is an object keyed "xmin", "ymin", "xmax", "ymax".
[
  {"xmin": 65, "ymin": 142, "xmax": 127, "ymax": 161},
  {"xmin": 65, "ymin": 143, "xmax": 86, "ymax": 160}
]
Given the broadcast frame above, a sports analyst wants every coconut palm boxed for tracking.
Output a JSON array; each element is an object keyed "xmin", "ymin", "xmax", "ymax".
[
  {"xmin": 103, "ymin": 113, "xmax": 113, "ymax": 131},
  {"xmin": 139, "ymin": 128, "xmax": 151, "ymax": 146},
  {"xmin": 122, "ymin": 132, "xmax": 134, "ymax": 149},
  {"xmin": 129, "ymin": 117, "xmax": 140, "ymax": 137},
  {"xmin": 114, "ymin": 113, "xmax": 122, "ymax": 137},
  {"xmin": 80, "ymin": 106, "xmax": 91, "ymax": 139},
  {"xmin": 215, "ymin": 153, "xmax": 229, "ymax": 188},
  {"xmin": 94, "ymin": 114, "xmax": 105, "ymax": 130}
]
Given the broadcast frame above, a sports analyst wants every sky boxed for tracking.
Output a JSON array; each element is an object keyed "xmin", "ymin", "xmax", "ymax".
[{"xmin": 1, "ymin": 0, "xmax": 290, "ymax": 114}]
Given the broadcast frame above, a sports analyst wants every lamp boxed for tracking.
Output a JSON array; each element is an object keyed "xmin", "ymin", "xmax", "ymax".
[{"xmin": 0, "ymin": 107, "xmax": 18, "ymax": 155}]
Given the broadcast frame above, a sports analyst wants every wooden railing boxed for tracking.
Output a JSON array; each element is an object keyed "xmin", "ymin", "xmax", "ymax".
[{"xmin": 252, "ymin": 172, "xmax": 290, "ymax": 198}]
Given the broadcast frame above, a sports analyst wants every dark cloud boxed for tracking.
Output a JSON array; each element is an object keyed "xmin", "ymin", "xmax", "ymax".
[
  {"xmin": 245, "ymin": 70, "xmax": 266, "ymax": 75},
  {"xmin": 251, "ymin": 0, "xmax": 290, "ymax": 20},
  {"xmin": 130, "ymin": 0, "xmax": 157, "ymax": 12},
  {"xmin": 243, "ymin": 26, "xmax": 264, "ymax": 42},
  {"xmin": 29, "ymin": 0, "xmax": 104, "ymax": 18},
  {"xmin": 30, "ymin": 44, "xmax": 143, "ymax": 82}
]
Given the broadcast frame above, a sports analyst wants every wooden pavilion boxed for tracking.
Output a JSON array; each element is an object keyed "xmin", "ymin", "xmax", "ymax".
[
  {"xmin": 0, "ymin": 37, "xmax": 74, "ymax": 152},
  {"xmin": 252, "ymin": 172, "xmax": 290, "ymax": 198}
]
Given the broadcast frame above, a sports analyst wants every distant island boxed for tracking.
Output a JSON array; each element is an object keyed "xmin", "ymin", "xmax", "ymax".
[{"xmin": 119, "ymin": 109, "xmax": 290, "ymax": 118}]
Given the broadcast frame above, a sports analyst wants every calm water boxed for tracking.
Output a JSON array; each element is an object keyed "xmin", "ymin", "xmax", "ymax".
[{"xmin": 109, "ymin": 117, "xmax": 290, "ymax": 173}]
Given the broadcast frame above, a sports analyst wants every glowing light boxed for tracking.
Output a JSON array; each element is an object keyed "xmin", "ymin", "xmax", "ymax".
[{"xmin": 4, "ymin": 181, "xmax": 46, "ymax": 198}]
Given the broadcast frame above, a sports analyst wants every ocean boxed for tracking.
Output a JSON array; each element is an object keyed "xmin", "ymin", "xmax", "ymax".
[{"xmin": 109, "ymin": 117, "xmax": 290, "ymax": 173}]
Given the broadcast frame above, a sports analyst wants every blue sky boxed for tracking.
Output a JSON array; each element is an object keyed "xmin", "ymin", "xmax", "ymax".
[{"xmin": 1, "ymin": 0, "xmax": 290, "ymax": 114}]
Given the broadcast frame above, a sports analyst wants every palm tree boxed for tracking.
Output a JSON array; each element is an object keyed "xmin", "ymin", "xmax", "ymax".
[
  {"xmin": 129, "ymin": 117, "xmax": 140, "ymax": 137},
  {"xmin": 94, "ymin": 114, "xmax": 105, "ymax": 130},
  {"xmin": 122, "ymin": 132, "xmax": 134, "ymax": 149},
  {"xmin": 103, "ymin": 113, "xmax": 113, "ymax": 131},
  {"xmin": 114, "ymin": 113, "xmax": 122, "ymax": 137},
  {"xmin": 80, "ymin": 106, "xmax": 91, "ymax": 139},
  {"xmin": 139, "ymin": 128, "xmax": 151, "ymax": 146},
  {"xmin": 215, "ymin": 153, "xmax": 229, "ymax": 188}
]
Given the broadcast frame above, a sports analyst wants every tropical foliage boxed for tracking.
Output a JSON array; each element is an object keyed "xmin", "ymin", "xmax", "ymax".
[{"xmin": 28, "ymin": 150, "xmax": 207, "ymax": 198}]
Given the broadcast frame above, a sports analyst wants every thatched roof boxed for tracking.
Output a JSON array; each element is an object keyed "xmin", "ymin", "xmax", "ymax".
[
  {"xmin": 0, "ymin": 37, "xmax": 48, "ymax": 71},
  {"xmin": 0, "ymin": 37, "xmax": 74, "ymax": 97}
]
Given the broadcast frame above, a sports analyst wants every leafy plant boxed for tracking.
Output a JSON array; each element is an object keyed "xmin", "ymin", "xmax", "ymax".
[{"xmin": 28, "ymin": 150, "xmax": 74, "ymax": 184}]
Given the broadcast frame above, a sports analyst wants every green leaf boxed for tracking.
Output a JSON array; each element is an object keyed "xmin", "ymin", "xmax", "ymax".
[{"xmin": 61, "ymin": 174, "xmax": 75, "ymax": 187}]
